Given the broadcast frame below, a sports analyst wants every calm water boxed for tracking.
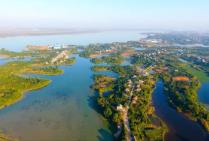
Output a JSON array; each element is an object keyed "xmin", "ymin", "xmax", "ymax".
[
  {"xmin": 0, "ymin": 31, "xmax": 145, "ymax": 51},
  {"xmin": 0, "ymin": 57, "xmax": 10, "ymax": 65},
  {"xmin": 198, "ymin": 82, "xmax": 209, "ymax": 105},
  {"xmin": 0, "ymin": 55, "xmax": 113, "ymax": 141},
  {"xmin": 0, "ymin": 57, "xmax": 31, "ymax": 65},
  {"xmin": 153, "ymin": 80, "xmax": 209, "ymax": 141}
]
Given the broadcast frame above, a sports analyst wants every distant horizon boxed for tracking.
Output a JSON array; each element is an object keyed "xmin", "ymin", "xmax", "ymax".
[
  {"xmin": 0, "ymin": 27, "xmax": 208, "ymax": 38},
  {"xmin": 0, "ymin": 26, "xmax": 209, "ymax": 34}
]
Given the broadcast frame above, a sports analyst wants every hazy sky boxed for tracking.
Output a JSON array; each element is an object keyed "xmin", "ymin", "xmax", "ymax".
[{"xmin": 0, "ymin": 0, "xmax": 209, "ymax": 31}]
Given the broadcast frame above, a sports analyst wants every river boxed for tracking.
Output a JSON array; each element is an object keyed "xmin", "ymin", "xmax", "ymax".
[{"xmin": 153, "ymin": 80, "xmax": 209, "ymax": 141}]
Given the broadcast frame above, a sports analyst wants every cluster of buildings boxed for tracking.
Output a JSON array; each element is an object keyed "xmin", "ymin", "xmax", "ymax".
[{"xmin": 51, "ymin": 50, "xmax": 69, "ymax": 64}]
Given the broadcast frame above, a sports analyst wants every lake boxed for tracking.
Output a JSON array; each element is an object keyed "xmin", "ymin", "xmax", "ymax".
[
  {"xmin": 0, "ymin": 55, "xmax": 114, "ymax": 141},
  {"xmin": 0, "ymin": 31, "xmax": 145, "ymax": 51}
]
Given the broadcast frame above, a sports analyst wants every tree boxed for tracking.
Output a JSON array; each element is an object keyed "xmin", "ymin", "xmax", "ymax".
[
  {"xmin": 104, "ymin": 107, "xmax": 112, "ymax": 118},
  {"xmin": 113, "ymin": 113, "xmax": 121, "ymax": 123}
]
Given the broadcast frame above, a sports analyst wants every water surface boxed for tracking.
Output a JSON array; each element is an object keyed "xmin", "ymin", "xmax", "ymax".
[
  {"xmin": 153, "ymin": 80, "xmax": 209, "ymax": 141},
  {"xmin": 0, "ymin": 56, "xmax": 112, "ymax": 141},
  {"xmin": 198, "ymin": 82, "xmax": 209, "ymax": 105},
  {"xmin": 0, "ymin": 31, "xmax": 145, "ymax": 51}
]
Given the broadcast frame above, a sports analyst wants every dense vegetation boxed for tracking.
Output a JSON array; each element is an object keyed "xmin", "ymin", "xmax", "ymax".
[
  {"xmin": 91, "ymin": 55, "xmax": 124, "ymax": 65},
  {"xmin": 92, "ymin": 66, "xmax": 109, "ymax": 72},
  {"xmin": 92, "ymin": 64, "xmax": 167, "ymax": 140},
  {"xmin": 30, "ymin": 66, "xmax": 64, "ymax": 75}
]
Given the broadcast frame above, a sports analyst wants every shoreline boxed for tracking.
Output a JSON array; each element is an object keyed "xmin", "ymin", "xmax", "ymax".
[
  {"xmin": 0, "ymin": 79, "xmax": 51, "ymax": 141},
  {"xmin": 0, "ymin": 79, "xmax": 51, "ymax": 110}
]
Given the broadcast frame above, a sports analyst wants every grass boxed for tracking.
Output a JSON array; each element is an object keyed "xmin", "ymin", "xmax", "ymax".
[
  {"xmin": 182, "ymin": 64, "xmax": 209, "ymax": 82},
  {"xmin": 29, "ymin": 66, "xmax": 64, "ymax": 76},
  {"xmin": 92, "ymin": 66, "xmax": 109, "ymax": 72},
  {"xmin": 0, "ymin": 61, "xmax": 63, "ymax": 109}
]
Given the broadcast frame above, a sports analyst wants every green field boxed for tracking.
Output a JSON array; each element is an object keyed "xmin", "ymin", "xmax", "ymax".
[{"xmin": 182, "ymin": 64, "xmax": 209, "ymax": 82}]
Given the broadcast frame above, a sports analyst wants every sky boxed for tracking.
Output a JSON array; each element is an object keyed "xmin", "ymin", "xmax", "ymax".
[{"xmin": 0, "ymin": 0, "xmax": 209, "ymax": 31}]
